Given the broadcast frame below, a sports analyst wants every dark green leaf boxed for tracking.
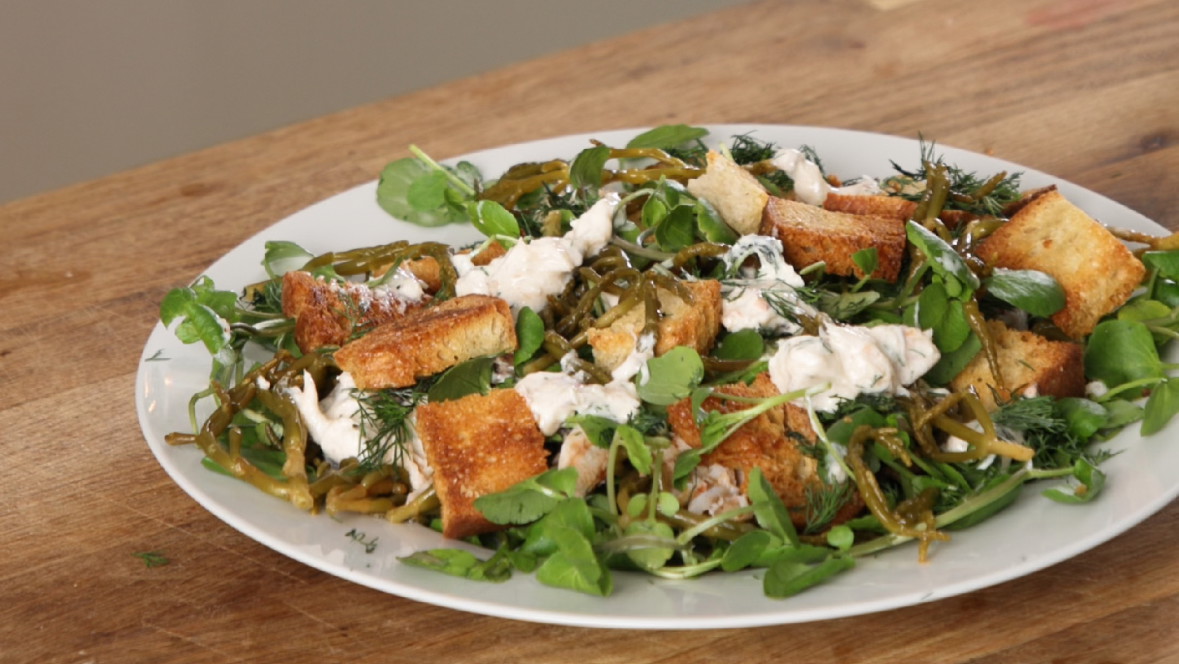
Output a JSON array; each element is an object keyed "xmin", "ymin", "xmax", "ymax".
[
  {"xmin": 514, "ymin": 307, "xmax": 544, "ymax": 366},
  {"xmin": 852, "ymin": 248, "xmax": 878, "ymax": 277},
  {"xmin": 262, "ymin": 241, "xmax": 313, "ymax": 279},
  {"xmin": 1142, "ymin": 378, "xmax": 1179, "ymax": 435},
  {"xmin": 906, "ymin": 221, "xmax": 979, "ymax": 293},
  {"xmin": 721, "ymin": 531, "xmax": 773, "ymax": 572},
  {"xmin": 569, "ymin": 145, "xmax": 612, "ymax": 190},
  {"xmin": 714, "ymin": 329, "xmax": 765, "ymax": 361},
  {"xmin": 534, "ymin": 524, "xmax": 613, "ymax": 596},
  {"xmin": 694, "ymin": 199, "xmax": 738, "ymax": 244},
  {"xmin": 654, "ymin": 204, "xmax": 695, "ymax": 252},
  {"xmin": 626, "ymin": 124, "xmax": 710, "ymax": 150},
  {"xmin": 922, "ymin": 331, "xmax": 981, "ymax": 386},
  {"xmin": 917, "ymin": 281, "xmax": 970, "ymax": 353},
  {"xmin": 1042, "ymin": 459, "xmax": 1106, "ymax": 504},
  {"xmin": 469, "ymin": 199, "xmax": 520, "ymax": 238},
  {"xmin": 1084, "ymin": 319, "xmax": 1163, "ymax": 388},
  {"xmin": 763, "ymin": 554, "xmax": 854, "ymax": 599},
  {"xmin": 474, "ymin": 468, "xmax": 579, "ymax": 525},
  {"xmin": 427, "ymin": 356, "xmax": 496, "ymax": 402},
  {"xmin": 377, "ymin": 157, "xmax": 471, "ymax": 227},
  {"xmin": 748, "ymin": 467, "xmax": 799, "ymax": 546},
  {"xmin": 636, "ymin": 346, "xmax": 704, "ymax": 406},
  {"xmin": 984, "ymin": 268, "xmax": 1066, "ymax": 317},
  {"xmin": 1141, "ymin": 250, "xmax": 1179, "ymax": 279}
]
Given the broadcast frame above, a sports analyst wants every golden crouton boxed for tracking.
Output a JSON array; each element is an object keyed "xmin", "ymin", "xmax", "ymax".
[
  {"xmin": 760, "ymin": 197, "xmax": 906, "ymax": 281},
  {"xmin": 667, "ymin": 373, "xmax": 861, "ymax": 527},
  {"xmin": 950, "ymin": 319, "xmax": 1085, "ymax": 411},
  {"xmin": 974, "ymin": 187, "xmax": 1145, "ymax": 338},
  {"xmin": 281, "ymin": 270, "xmax": 429, "ymax": 353},
  {"xmin": 686, "ymin": 150, "xmax": 769, "ymax": 236},
  {"xmin": 334, "ymin": 294, "xmax": 517, "ymax": 389},
  {"xmin": 823, "ymin": 192, "xmax": 917, "ymax": 220},
  {"xmin": 586, "ymin": 279, "xmax": 722, "ymax": 373},
  {"xmin": 415, "ymin": 389, "xmax": 549, "ymax": 539}
]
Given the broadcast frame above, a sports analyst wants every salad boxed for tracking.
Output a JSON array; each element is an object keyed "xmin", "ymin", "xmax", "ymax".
[{"xmin": 159, "ymin": 125, "xmax": 1179, "ymax": 599}]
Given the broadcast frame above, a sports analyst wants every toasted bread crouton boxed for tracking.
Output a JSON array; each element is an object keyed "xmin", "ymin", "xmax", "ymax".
[
  {"xmin": 760, "ymin": 197, "xmax": 906, "ymax": 281},
  {"xmin": 334, "ymin": 294, "xmax": 517, "ymax": 389},
  {"xmin": 975, "ymin": 188, "xmax": 1145, "ymax": 338},
  {"xmin": 950, "ymin": 320, "xmax": 1085, "ymax": 411},
  {"xmin": 667, "ymin": 373, "xmax": 860, "ymax": 527},
  {"xmin": 585, "ymin": 279, "xmax": 722, "ymax": 373},
  {"xmin": 686, "ymin": 150, "xmax": 769, "ymax": 236},
  {"xmin": 823, "ymin": 192, "xmax": 976, "ymax": 230},
  {"xmin": 415, "ymin": 389, "xmax": 549, "ymax": 539},
  {"xmin": 281, "ymin": 271, "xmax": 429, "ymax": 353},
  {"xmin": 823, "ymin": 192, "xmax": 918, "ymax": 220}
]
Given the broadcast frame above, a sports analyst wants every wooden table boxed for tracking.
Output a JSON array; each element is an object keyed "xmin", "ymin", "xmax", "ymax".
[{"xmin": 4, "ymin": 0, "xmax": 1177, "ymax": 661}]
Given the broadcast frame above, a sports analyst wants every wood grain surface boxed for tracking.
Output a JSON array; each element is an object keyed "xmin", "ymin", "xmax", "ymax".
[{"xmin": 3, "ymin": 0, "xmax": 1177, "ymax": 662}]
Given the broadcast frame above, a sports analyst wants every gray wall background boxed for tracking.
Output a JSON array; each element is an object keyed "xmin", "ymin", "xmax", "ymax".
[{"xmin": 1, "ymin": 1, "xmax": 749, "ymax": 204}]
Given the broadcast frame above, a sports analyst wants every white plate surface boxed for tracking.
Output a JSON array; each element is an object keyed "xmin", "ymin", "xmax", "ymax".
[{"xmin": 136, "ymin": 125, "xmax": 1179, "ymax": 629}]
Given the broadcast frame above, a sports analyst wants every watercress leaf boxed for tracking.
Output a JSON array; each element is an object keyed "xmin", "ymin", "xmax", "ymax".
[
  {"xmin": 469, "ymin": 199, "xmax": 520, "ymax": 238},
  {"xmin": 615, "ymin": 425, "xmax": 653, "ymax": 475},
  {"xmin": 623, "ymin": 520, "xmax": 676, "ymax": 571},
  {"xmin": 983, "ymin": 268, "xmax": 1066, "ymax": 317},
  {"xmin": 714, "ymin": 329, "xmax": 765, "ymax": 361},
  {"xmin": 1043, "ymin": 458, "xmax": 1106, "ymax": 504},
  {"xmin": 922, "ymin": 331, "xmax": 982, "ymax": 386},
  {"xmin": 721, "ymin": 530, "xmax": 774, "ymax": 572},
  {"xmin": 406, "ymin": 169, "xmax": 450, "ymax": 211},
  {"xmin": 944, "ymin": 472, "xmax": 1022, "ymax": 530},
  {"xmin": 626, "ymin": 493, "xmax": 648, "ymax": 519},
  {"xmin": 376, "ymin": 157, "xmax": 469, "ymax": 227},
  {"xmin": 474, "ymin": 468, "xmax": 579, "ymax": 525},
  {"xmin": 1154, "ymin": 279, "xmax": 1179, "ymax": 307},
  {"xmin": 1142, "ymin": 378, "xmax": 1179, "ymax": 435},
  {"xmin": 514, "ymin": 306, "xmax": 544, "ymax": 366},
  {"xmin": 176, "ymin": 303, "xmax": 230, "ymax": 354},
  {"xmin": 536, "ymin": 468, "xmax": 582, "ymax": 500},
  {"xmin": 906, "ymin": 221, "xmax": 979, "ymax": 292},
  {"xmin": 657, "ymin": 491, "xmax": 680, "ymax": 517},
  {"xmin": 565, "ymin": 414, "xmax": 617, "ymax": 448},
  {"xmin": 534, "ymin": 524, "xmax": 612, "ymax": 596},
  {"xmin": 159, "ymin": 287, "xmax": 196, "ymax": 326},
  {"xmin": 427, "ymin": 356, "xmax": 495, "ymax": 402},
  {"xmin": 763, "ymin": 554, "xmax": 854, "ymax": 599},
  {"xmin": 626, "ymin": 124, "xmax": 709, "ymax": 150},
  {"xmin": 748, "ymin": 467, "xmax": 800, "ymax": 546},
  {"xmin": 637, "ymin": 346, "xmax": 704, "ymax": 406},
  {"xmin": 1055, "ymin": 397, "xmax": 1108, "ymax": 440},
  {"xmin": 1084, "ymin": 319, "xmax": 1163, "ymax": 388},
  {"xmin": 826, "ymin": 525, "xmax": 854, "ymax": 551},
  {"xmin": 852, "ymin": 248, "xmax": 878, "ymax": 278},
  {"xmin": 399, "ymin": 548, "xmax": 513, "ymax": 583},
  {"xmin": 918, "ymin": 281, "xmax": 970, "ymax": 353},
  {"xmin": 262, "ymin": 240, "xmax": 314, "ymax": 279},
  {"xmin": 694, "ymin": 198, "xmax": 738, "ymax": 244},
  {"xmin": 570, "ymin": 145, "xmax": 611, "ymax": 190},
  {"xmin": 654, "ymin": 204, "xmax": 695, "ymax": 252},
  {"xmin": 1101, "ymin": 398, "xmax": 1145, "ymax": 430},
  {"xmin": 641, "ymin": 195, "xmax": 669, "ymax": 230},
  {"xmin": 1141, "ymin": 250, "xmax": 1179, "ymax": 279}
]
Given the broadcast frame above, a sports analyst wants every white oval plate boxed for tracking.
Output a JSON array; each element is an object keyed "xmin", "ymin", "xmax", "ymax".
[{"xmin": 136, "ymin": 125, "xmax": 1179, "ymax": 629}]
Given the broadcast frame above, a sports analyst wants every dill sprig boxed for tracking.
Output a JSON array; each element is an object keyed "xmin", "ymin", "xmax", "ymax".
[
  {"xmin": 803, "ymin": 481, "xmax": 854, "ymax": 534},
  {"xmin": 888, "ymin": 138, "xmax": 1022, "ymax": 216},
  {"xmin": 354, "ymin": 386, "xmax": 427, "ymax": 471}
]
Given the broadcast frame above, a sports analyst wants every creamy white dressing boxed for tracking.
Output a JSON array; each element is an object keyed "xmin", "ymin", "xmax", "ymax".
[
  {"xmin": 287, "ymin": 370, "xmax": 364, "ymax": 465},
  {"xmin": 514, "ymin": 370, "xmax": 641, "ymax": 436},
  {"xmin": 768, "ymin": 322, "xmax": 940, "ymax": 412},
  {"xmin": 771, "ymin": 148, "xmax": 881, "ymax": 206},
  {"xmin": 720, "ymin": 235, "xmax": 812, "ymax": 335},
  {"xmin": 454, "ymin": 193, "xmax": 619, "ymax": 311},
  {"xmin": 286, "ymin": 371, "xmax": 433, "ymax": 499}
]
